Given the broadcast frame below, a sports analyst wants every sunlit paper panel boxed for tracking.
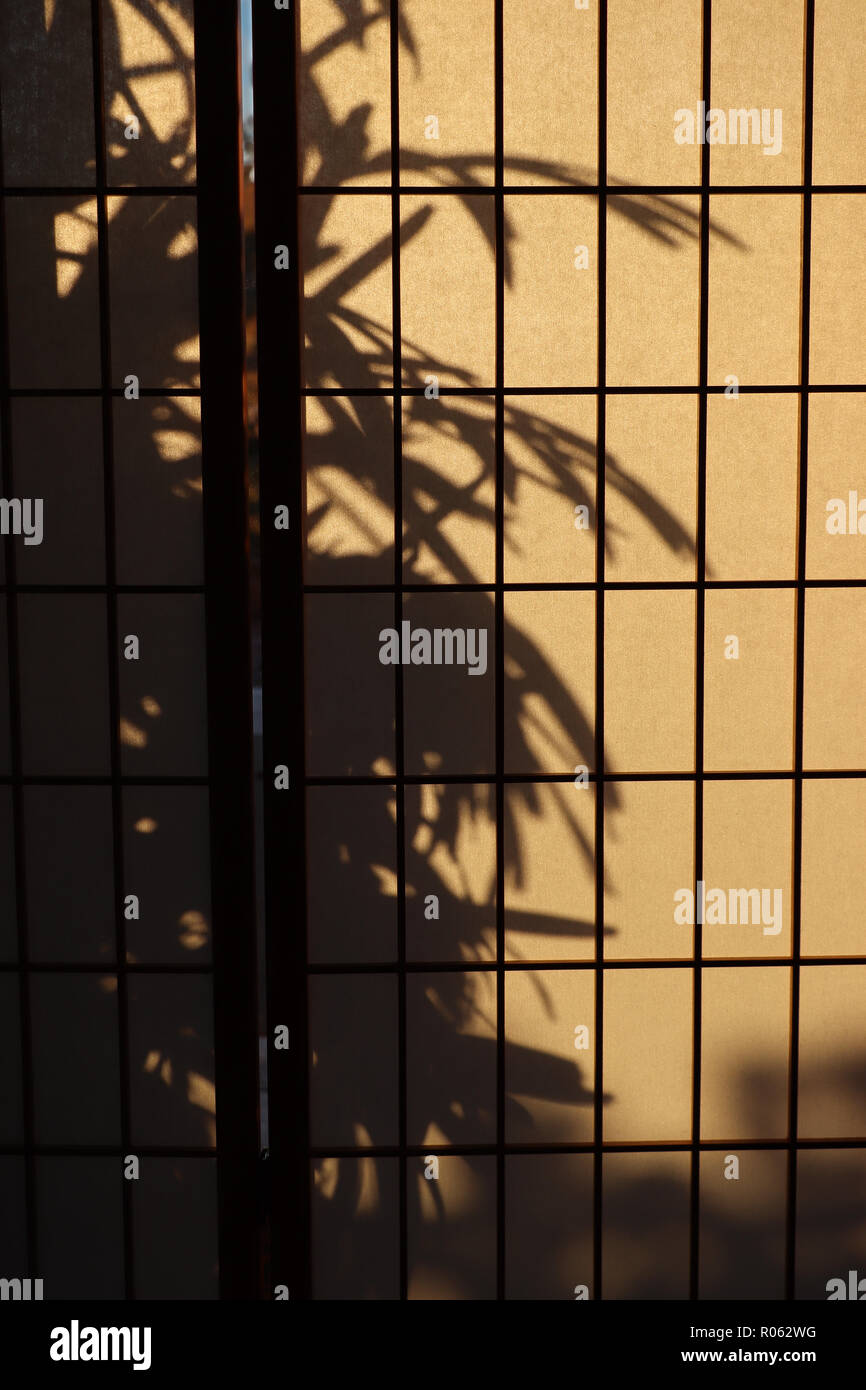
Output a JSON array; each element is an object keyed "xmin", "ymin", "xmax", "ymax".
[
  {"xmin": 405, "ymin": 782, "xmax": 495, "ymax": 964},
  {"xmin": 703, "ymin": 589, "xmax": 796, "ymax": 771},
  {"xmin": 603, "ymin": 1151, "xmax": 690, "ymax": 1299},
  {"xmin": 398, "ymin": 0, "xmax": 494, "ymax": 187},
  {"xmin": 304, "ymin": 394, "xmax": 394, "ymax": 585},
  {"xmin": 807, "ymin": 394, "xmax": 866, "ymax": 581},
  {"xmin": 705, "ymin": 394, "xmax": 798, "ymax": 580},
  {"xmin": 700, "ymin": 967, "xmax": 790, "ymax": 1140},
  {"xmin": 312, "ymin": 1156, "xmax": 399, "ymax": 1300},
  {"xmin": 504, "ymin": 781, "xmax": 595, "ymax": 963},
  {"xmin": 606, "ymin": 0, "xmax": 701, "ymax": 187},
  {"xmin": 402, "ymin": 395, "xmax": 495, "ymax": 585},
  {"xmin": 400, "ymin": 194, "xmax": 495, "ymax": 388},
  {"xmin": 505, "ymin": 1154, "xmax": 594, "ymax": 1301},
  {"xmin": 113, "ymin": 395, "xmax": 203, "ymax": 585},
  {"xmin": 810, "ymin": 196, "xmax": 866, "ymax": 386},
  {"xmin": 299, "ymin": 0, "xmax": 391, "ymax": 187},
  {"xmin": 603, "ymin": 968, "xmax": 692, "ymax": 1142},
  {"xmin": 503, "ymin": 0, "xmax": 597, "ymax": 187},
  {"xmin": 603, "ymin": 780, "xmax": 694, "ymax": 962},
  {"xmin": 798, "ymin": 966, "xmax": 866, "ymax": 1140},
  {"xmin": 122, "ymin": 787, "xmax": 212, "ymax": 967},
  {"xmin": 301, "ymin": 193, "xmax": 393, "ymax": 390},
  {"xmin": 307, "ymin": 785, "xmax": 398, "ymax": 965},
  {"xmin": 503, "ymin": 195, "xmax": 597, "ymax": 388},
  {"xmin": 812, "ymin": 0, "xmax": 866, "ymax": 184},
  {"xmin": 701, "ymin": 780, "xmax": 793, "ymax": 960},
  {"xmin": 795, "ymin": 1150, "xmax": 866, "ymax": 1301},
  {"xmin": 604, "ymin": 591, "xmax": 695, "ymax": 773},
  {"xmin": 406, "ymin": 971, "xmax": 496, "ymax": 1147},
  {"xmin": 505, "ymin": 969, "xmax": 594, "ymax": 1143},
  {"xmin": 699, "ymin": 1150, "xmax": 787, "ymax": 1300},
  {"xmin": 103, "ymin": 0, "xmax": 195, "ymax": 185},
  {"xmin": 604, "ymin": 394, "xmax": 697, "ymax": 582},
  {"xmin": 503, "ymin": 590, "xmax": 595, "ymax": 776},
  {"xmin": 803, "ymin": 589, "xmax": 866, "ymax": 770},
  {"xmin": 707, "ymin": 195, "xmax": 802, "ymax": 387},
  {"xmin": 503, "ymin": 395, "xmax": 597, "ymax": 584},
  {"xmin": 402, "ymin": 591, "xmax": 495, "ymax": 776},
  {"xmin": 801, "ymin": 780, "xmax": 866, "ymax": 959},
  {"xmin": 606, "ymin": 195, "xmax": 700, "ymax": 387},
  {"xmin": 127, "ymin": 974, "xmax": 215, "ymax": 1148},
  {"xmin": 407, "ymin": 1154, "xmax": 496, "ymax": 1300},
  {"xmin": 709, "ymin": 0, "xmax": 803, "ymax": 186}
]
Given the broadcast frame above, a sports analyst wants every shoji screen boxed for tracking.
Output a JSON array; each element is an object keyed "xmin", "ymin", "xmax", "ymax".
[
  {"xmin": 257, "ymin": 0, "xmax": 866, "ymax": 1300},
  {"xmin": 0, "ymin": 1, "xmax": 258, "ymax": 1299}
]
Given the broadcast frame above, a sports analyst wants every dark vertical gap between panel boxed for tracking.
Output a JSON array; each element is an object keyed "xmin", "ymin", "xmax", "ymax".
[
  {"xmin": 689, "ymin": 0, "xmax": 712, "ymax": 1303},
  {"xmin": 194, "ymin": 0, "xmax": 261, "ymax": 1299},
  {"xmin": 786, "ymin": 0, "xmax": 815, "ymax": 1304},
  {"xmin": 252, "ymin": 0, "xmax": 311, "ymax": 1299}
]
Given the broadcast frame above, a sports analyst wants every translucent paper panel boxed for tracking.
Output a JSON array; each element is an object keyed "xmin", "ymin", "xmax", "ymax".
[
  {"xmin": 30, "ymin": 974, "xmax": 121, "ymax": 1146},
  {"xmin": 114, "ymin": 396, "xmax": 204, "ymax": 585},
  {"xmin": 702, "ymin": 780, "xmax": 793, "ymax": 960},
  {"xmin": 0, "ymin": 791, "xmax": 17, "ymax": 964},
  {"xmin": 603, "ymin": 1151, "xmax": 691, "ymax": 1299},
  {"xmin": 299, "ymin": 0, "xmax": 391, "ymax": 187},
  {"xmin": 37, "ymin": 1158, "xmax": 124, "ymax": 1300},
  {"xmin": 127, "ymin": 974, "xmax": 215, "ymax": 1148},
  {"xmin": 705, "ymin": 393, "xmax": 798, "ymax": 580},
  {"xmin": 707, "ymin": 195, "xmax": 802, "ymax": 387},
  {"xmin": 606, "ymin": 0, "xmax": 701, "ymax": 187},
  {"xmin": 503, "ymin": 590, "xmax": 595, "ymax": 775},
  {"xmin": 405, "ymin": 783, "xmax": 496, "ymax": 964},
  {"xmin": 312, "ymin": 1157, "xmax": 400, "ymax": 1300},
  {"xmin": 812, "ymin": 0, "xmax": 866, "ymax": 184},
  {"xmin": 807, "ymin": 394, "xmax": 866, "ymax": 581},
  {"xmin": 798, "ymin": 966, "xmax": 866, "ymax": 1139},
  {"xmin": 700, "ymin": 967, "xmax": 790, "ymax": 1140},
  {"xmin": 603, "ymin": 780, "xmax": 694, "ymax": 962},
  {"xmin": 103, "ymin": 0, "xmax": 196, "ymax": 186},
  {"xmin": 505, "ymin": 1154, "xmax": 594, "ymax": 1302},
  {"xmin": 108, "ymin": 195, "xmax": 200, "ymax": 389},
  {"xmin": 0, "ymin": 2, "xmax": 95, "ymax": 185},
  {"xmin": 117, "ymin": 596, "xmax": 208, "ymax": 778},
  {"xmin": 402, "ymin": 592, "xmax": 495, "ymax": 776},
  {"xmin": 604, "ymin": 394, "xmax": 697, "ymax": 582},
  {"xmin": 18, "ymin": 596, "xmax": 111, "ymax": 777},
  {"xmin": 11, "ymin": 399, "xmax": 105, "ymax": 586},
  {"xmin": 406, "ymin": 971, "xmax": 496, "ymax": 1146},
  {"xmin": 505, "ymin": 970, "xmax": 594, "ymax": 1143},
  {"xmin": 504, "ymin": 781, "xmax": 595, "ymax": 962},
  {"xmin": 407, "ymin": 1154, "xmax": 496, "ymax": 1300},
  {"xmin": 132, "ymin": 1159, "xmax": 218, "ymax": 1300},
  {"xmin": 604, "ymin": 590, "xmax": 695, "ymax": 773},
  {"xmin": 503, "ymin": 195, "xmax": 597, "ymax": 387},
  {"xmin": 304, "ymin": 394, "xmax": 394, "ymax": 585},
  {"xmin": 503, "ymin": 395, "xmax": 597, "ymax": 584},
  {"xmin": 702, "ymin": 589, "xmax": 796, "ymax": 771},
  {"xmin": 606, "ymin": 196, "xmax": 700, "ymax": 387},
  {"xmin": 309, "ymin": 975, "xmax": 399, "ymax": 1148},
  {"xmin": 803, "ymin": 589, "xmax": 866, "ymax": 770},
  {"xmin": 301, "ymin": 194, "xmax": 393, "ymax": 390},
  {"xmin": 400, "ymin": 194, "xmax": 495, "ymax": 387},
  {"xmin": 25, "ymin": 787, "xmax": 114, "ymax": 964},
  {"xmin": 307, "ymin": 785, "xmax": 398, "ymax": 965},
  {"xmin": 810, "ymin": 196, "xmax": 866, "ymax": 386},
  {"xmin": 795, "ymin": 1150, "xmax": 866, "ymax": 1301},
  {"xmin": 122, "ymin": 787, "xmax": 212, "ymax": 966},
  {"xmin": 0, "ymin": 977, "xmax": 23, "ymax": 1144},
  {"xmin": 709, "ymin": 0, "xmax": 804, "ymax": 186},
  {"xmin": 602, "ymin": 968, "xmax": 693, "ymax": 1142},
  {"xmin": 699, "ymin": 1150, "xmax": 787, "ymax": 1300},
  {"xmin": 503, "ymin": 0, "xmax": 597, "ymax": 185},
  {"xmin": 304, "ymin": 593, "xmax": 396, "ymax": 777},
  {"xmin": 398, "ymin": 0, "xmax": 494, "ymax": 186},
  {"xmin": 0, "ymin": 1160, "xmax": 26, "ymax": 1272},
  {"xmin": 402, "ymin": 395, "xmax": 494, "ymax": 585},
  {"xmin": 801, "ymin": 780, "xmax": 866, "ymax": 959},
  {"xmin": 4, "ymin": 197, "xmax": 100, "ymax": 390}
]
